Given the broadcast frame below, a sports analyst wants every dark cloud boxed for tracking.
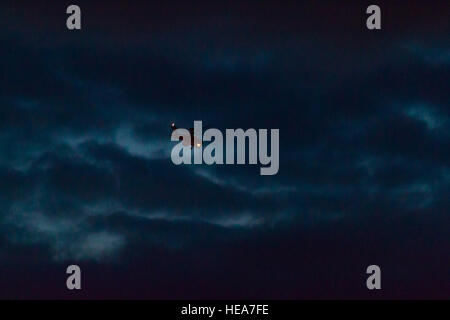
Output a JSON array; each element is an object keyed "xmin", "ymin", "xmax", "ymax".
[{"xmin": 0, "ymin": 0, "xmax": 448, "ymax": 298}]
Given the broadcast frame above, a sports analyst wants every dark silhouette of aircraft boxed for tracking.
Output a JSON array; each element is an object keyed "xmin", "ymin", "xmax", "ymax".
[{"xmin": 171, "ymin": 122, "xmax": 202, "ymax": 148}]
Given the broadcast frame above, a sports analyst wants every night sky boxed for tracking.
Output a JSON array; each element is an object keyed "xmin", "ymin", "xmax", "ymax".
[{"xmin": 0, "ymin": 1, "xmax": 449, "ymax": 299}]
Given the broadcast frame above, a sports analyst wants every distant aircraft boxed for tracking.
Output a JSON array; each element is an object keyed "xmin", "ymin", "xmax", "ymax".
[{"xmin": 171, "ymin": 122, "xmax": 202, "ymax": 148}]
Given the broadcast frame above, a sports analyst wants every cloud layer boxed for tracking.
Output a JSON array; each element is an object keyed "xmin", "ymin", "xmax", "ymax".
[{"xmin": 0, "ymin": 1, "xmax": 448, "ymax": 298}]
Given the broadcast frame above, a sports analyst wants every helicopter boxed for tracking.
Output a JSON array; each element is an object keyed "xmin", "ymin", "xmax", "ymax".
[{"xmin": 171, "ymin": 122, "xmax": 202, "ymax": 148}]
